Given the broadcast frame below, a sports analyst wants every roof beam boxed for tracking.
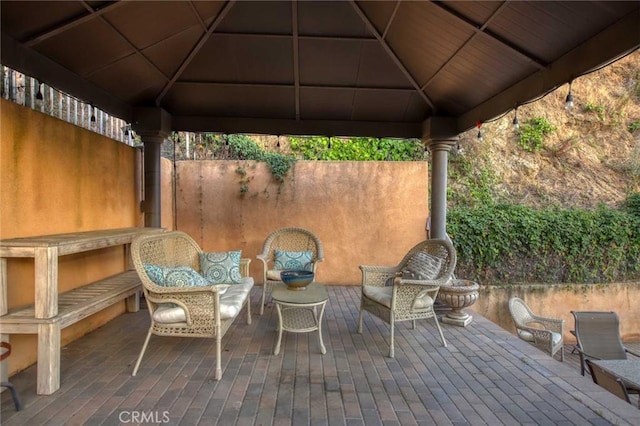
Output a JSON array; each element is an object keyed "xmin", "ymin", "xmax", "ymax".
[
  {"xmin": 172, "ymin": 115, "xmax": 421, "ymax": 139},
  {"xmin": 431, "ymin": 1, "xmax": 547, "ymax": 70},
  {"xmin": 155, "ymin": 0, "xmax": 236, "ymax": 106},
  {"xmin": 457, "ymin": 9, "xmax": 640, "ymax": 132},
  {"xmin": 349, "ymin": 0, "xmax": 437, "ymax": 112},
  {"xmin": 176, "ymin": 81, "xmax": 416, "ymax": 92},
  {"xmin": 292, "ymin": 0, "xmax": 301, "ymax": 120},
  {"xmin": 24, "ymin": 1, "xmax": 125, "ymax": 47}
]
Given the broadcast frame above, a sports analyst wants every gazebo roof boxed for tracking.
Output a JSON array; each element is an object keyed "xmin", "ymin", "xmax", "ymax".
[{"xmin": 2, "ymin": 1, "xmax": 639, "ymax": 138}]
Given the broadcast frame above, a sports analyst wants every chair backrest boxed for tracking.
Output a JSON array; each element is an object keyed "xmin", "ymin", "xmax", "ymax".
[
  {"xmin": 131, "ymin": 231, "xmax": 202, "ymax": 290},
  {"xmin": 572, "ymin": 311, "xmax": 627, "ymax": 360},
  {"xmin": 585, "ymin": 359, "xmax": 631, "ymax": 403},
  {"xmin": 260, "ymin": 227, "xmax": 323, "ymax": 266},
  {"xmin": 508, "ymin": 297, "xmax": 535, "ymax": 330},
  {"xmin": 398, "ymin": 239, "xmax": 456, "ymax": 286}
]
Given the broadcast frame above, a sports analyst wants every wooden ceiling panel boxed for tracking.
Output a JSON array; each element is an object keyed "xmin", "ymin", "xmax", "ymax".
[
  {"xmin": 299, "ymin": 88, "xmax": 356, "ymax": 120},
  {"xmin": 298, "ymin": 39, "xmax": 362, "ymax": 86},
  {"xmin": 356, "ymin": 43, "xmax": 414, "ymax": 89},
  {"xmin": 0, "ymin": 1, "xmax": 87, "ymax": 41},
  {"xmin": 385, "ymin": 1, "xmax": 474, "ymax": 85},
  {"xmin": 181, "ymin": 35, "xmax": 293, "ymax": 84},
  {"xmin": 35, "ymin": 19, "xmax": 134, "ymax": 77},
  {"xmin": 216, "ymin": 1, "xmax": 292, "ymax": 34},
  {"xmin": 351, "ymin": 90, "xmax": 414, "ymax": 122},
  {"xmin": 103, "ymin": 1, "xmax": 199, "ymax": 50},
  {"xmin": 192, "ymin": 1, "xmax": 228, "ymax": 26},
  {"xmin": 298, "ymin": 1, "xmax": 369, "ymax": 37},
  {"xmin": 164, "ymin": 83, "xmax": 294, "ymax": 118},
  {"xmin": 142, "ymin": 26, "xmax": 204, "ymax": 78},
  {"xmin": 357, "ymin": 0, "xmax": 400, "ymax": 37},
  {"xmin": 88, "ymin": 54, "xmax": 167, "ymax": 103}
]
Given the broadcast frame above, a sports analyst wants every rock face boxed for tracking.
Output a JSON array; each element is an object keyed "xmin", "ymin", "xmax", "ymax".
[{"xmin": 450, "ymin": 50, "xmax": 640, "ymax": 210}]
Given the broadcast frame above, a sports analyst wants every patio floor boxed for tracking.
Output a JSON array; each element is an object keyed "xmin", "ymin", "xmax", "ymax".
[{"xmin": 1, "ymin": 286, "xmax": 639, "ymax": 425}]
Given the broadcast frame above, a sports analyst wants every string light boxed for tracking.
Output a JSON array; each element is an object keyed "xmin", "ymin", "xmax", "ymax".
[
  {"xmin": 565, "ymin": 81, "xmax": 574, "ymax": 110},
  {"xmin": 90, "ymin": 104, "xmax": 96, "ymax": 123},
  {"xmin": 36, "ymin": 80, "xmax": 43, "ymax": 100},
  {"xmin": 476, "ymin": 121, "xmax": 483, "ymax": 141},
  {"xmin": 512, "ymin": 107, "xmax": 520, "ymax": 131}
]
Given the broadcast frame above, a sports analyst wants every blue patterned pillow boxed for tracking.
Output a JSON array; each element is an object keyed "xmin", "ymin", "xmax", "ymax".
[
  {"xmin": 143, "ymin": 264, "xmax": 209, "ymax": 287},
  {"xmin": 199, "ymin": 251, "xmax": 242, "ymax": 284},
  {"xmin": 274, "ymin": 250, "xmax": 313, "ymax": 271}
]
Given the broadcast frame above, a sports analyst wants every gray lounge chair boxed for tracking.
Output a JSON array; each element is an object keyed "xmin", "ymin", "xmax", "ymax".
[{"xmin": 585, "ymin": 359, "xmax": 632, "ymax": 405}]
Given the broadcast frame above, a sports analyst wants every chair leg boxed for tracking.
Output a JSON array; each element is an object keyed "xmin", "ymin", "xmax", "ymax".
[
  {"xmin": 357, "ymin": 304, "xmax": 364, "ymax": 334},
  {"xmin": 433, "ymin": 315, "xmax": 447, "ymax": 347},
  {"xmin": 388, "ymin": 316, "xmax": 395, "ymax": 358},
  {"xmin": 260, "ymin": 285, "xmax": 266, "ymax": 315},
  {"xmin": 560, "ymin": 346, "xmax": 564, "ymax": 362},
  {"xmin": 214, "ymin": 334, "xmax": 222, "ymax": 380},
  {"xmin": 132, "ymin": 328, "xmax": 153, "ymax": 376},
  {"xmin": 0, "ymin": 382, "xmax": 22, "ymax": 411},
  {"xmin": 245, "ymin": 297, "xmax": 252, "ymax": 325}
]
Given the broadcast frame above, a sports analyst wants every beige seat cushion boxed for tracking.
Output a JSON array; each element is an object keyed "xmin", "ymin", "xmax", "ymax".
[
  {"xmin": 152, "ymin": 277, "xmax": 254, "ymax": 323},
  {"xmin": 266, "ymin": 270, "xmax": 282, "ymax": 281},
  {"xmin": 518, "ymin": 329, "xmax": 562, "ymax": 346}
]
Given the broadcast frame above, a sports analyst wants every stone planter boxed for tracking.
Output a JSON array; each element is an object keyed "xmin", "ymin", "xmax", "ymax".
[{"xmin": 437, "ymin": 279, "xmax": 480, "ymax": 327}]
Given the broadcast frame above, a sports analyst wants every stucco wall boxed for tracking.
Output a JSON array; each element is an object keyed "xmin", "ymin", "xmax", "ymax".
[
  {"xmin": 0, "ymin": 99, "xmax": 144, "ymax": 375},
  {"xmin": 469, "ymin": 282, "xmax": 640, "ymax": 343},
  {"xmin": 175, "ymin": 160, "xmax": 430, "ymax": 285}
]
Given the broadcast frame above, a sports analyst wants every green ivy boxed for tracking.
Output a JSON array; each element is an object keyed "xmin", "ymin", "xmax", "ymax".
[
  {"xmin": 517, "ymin": 117, "xmax": 556, "ymax": 153},
  {"xmin": 628, "ymin": 120, "xmax": 640, "ymax": 133},
  {"xmin": 289, "ymin": 136, "xmax": 424, "ymax": 161},
  {"xmin": 447, "ymin": 203, "xmax": 640, "ymax": 284}
]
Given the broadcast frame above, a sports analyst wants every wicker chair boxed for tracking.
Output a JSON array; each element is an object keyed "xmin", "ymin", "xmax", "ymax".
[
  {"xmin": 130, "ymin": 231, "xmax": 253, "ymax": 380},
  {"xmin": 256, "ymin": 227, "xmax": 324, "ymax": 314},
  {"xmin": 509, "ymin": 297, "xmax": 564, "ymax": 361},
  {"xmin": 357, "ymin": 239, "xmax": 456, "ymax": 358}
]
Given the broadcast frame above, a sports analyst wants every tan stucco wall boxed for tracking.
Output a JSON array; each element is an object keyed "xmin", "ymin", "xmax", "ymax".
[
  {"xmin": 175, "ymin": 160, "xmax": 430, "ymax": 285},
  {"xmin": 1, "ymin": 99, "xmax": 143, "ymax": 375},
  {"xmin": 469, "ymin": 282, "xmax": 640, "ymax": 343}
]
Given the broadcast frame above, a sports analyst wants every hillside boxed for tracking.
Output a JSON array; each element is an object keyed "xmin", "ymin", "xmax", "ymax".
[{"xmin": 451, "ymin": 49, "xmax": 640, "ymax": 209}]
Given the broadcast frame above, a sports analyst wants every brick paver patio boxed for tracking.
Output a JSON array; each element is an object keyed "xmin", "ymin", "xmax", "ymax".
[{"xmin": 1, "ymin": 286, "xmax": 639, "ymax": 425}]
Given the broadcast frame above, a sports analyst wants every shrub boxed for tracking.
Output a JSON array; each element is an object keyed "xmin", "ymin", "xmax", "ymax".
[
  {"xmin": 517, "ymin": 117, "xmax": 556, "ymax": 153},
  {"xmin": 447, "ymin": 203, "xmax": 640, "ymax": 284}
]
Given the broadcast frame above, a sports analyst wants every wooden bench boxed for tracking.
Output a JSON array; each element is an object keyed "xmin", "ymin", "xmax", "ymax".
[{"xmin": 0, "ymin": 228, "xmax": 162, "ymax": 394}]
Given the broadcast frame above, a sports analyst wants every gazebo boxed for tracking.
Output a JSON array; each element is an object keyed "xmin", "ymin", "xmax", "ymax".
[{"xmin": 2, "ymin": 1, "xmax": 639, "ymax": 238}]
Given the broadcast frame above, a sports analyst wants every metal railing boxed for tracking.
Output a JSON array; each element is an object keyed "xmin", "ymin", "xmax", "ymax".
[{"xmin": 1, "ymin": 65, "xmax": 135, "ymax": 145}]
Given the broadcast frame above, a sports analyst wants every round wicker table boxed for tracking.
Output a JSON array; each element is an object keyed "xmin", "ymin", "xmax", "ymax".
[{"xmin": 272, "ymin": 282, "xmax": 328, "ymax": 355}]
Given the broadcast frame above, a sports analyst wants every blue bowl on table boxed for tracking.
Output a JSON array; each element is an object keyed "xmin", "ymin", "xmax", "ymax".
[{"xmin": 280, "ymin": 270, "xmax": 314, "ymax": 290}]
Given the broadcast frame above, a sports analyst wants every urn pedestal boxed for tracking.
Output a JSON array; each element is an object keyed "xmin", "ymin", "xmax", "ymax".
[{"xmin": 437, "ymin": 279, "xmax": 479, "ymax": 327}]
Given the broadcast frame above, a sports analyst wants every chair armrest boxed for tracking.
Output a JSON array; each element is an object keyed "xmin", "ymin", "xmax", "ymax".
[
  {"xmin": 521, "ymin": 325, "xmax": 557, "ymax": 347},
  {"xmin": 240, "ymin": 258, "xmax": 251, "ymax": 277},
  {"xmin": 530, "ymin": 314, "xmax": 564, "ymax": 334}
]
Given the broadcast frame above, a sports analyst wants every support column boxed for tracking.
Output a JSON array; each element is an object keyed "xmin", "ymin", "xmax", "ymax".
[
  {"xmin": 140, "ymin": 135, "xmax": 164, "ymax": 227},
  {"xmin": 133, "ymin": 107, "xmax": 171, "ymax": 229},
  {"xmin": 427, "ymin": 139, "xmax": 456, "ymax": 239}
]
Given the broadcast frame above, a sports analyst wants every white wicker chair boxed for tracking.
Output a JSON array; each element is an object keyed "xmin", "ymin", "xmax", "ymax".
[
  {"xmin": 256, "ymin": 227, "xmax": 324, "ymax": 314},
  {"xmin": 357, "ymin": 239, "xmax": 456, "ymax": 358},
  {"xmin": 509, "ymin": 297, "xmax": 564, "ymax": 361},
  {"xmin": 130, "ymin": 231, "xmax": 252, "ymax": 380}
]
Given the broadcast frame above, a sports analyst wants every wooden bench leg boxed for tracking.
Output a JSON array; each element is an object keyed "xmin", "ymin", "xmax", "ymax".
[
  {"xmin": 126, "ymin": 291, "xmax": 140, "ymax": 313},
  {"xmin": 37, "ymin": 323, "xmax": 60, "ymax": 395}
]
